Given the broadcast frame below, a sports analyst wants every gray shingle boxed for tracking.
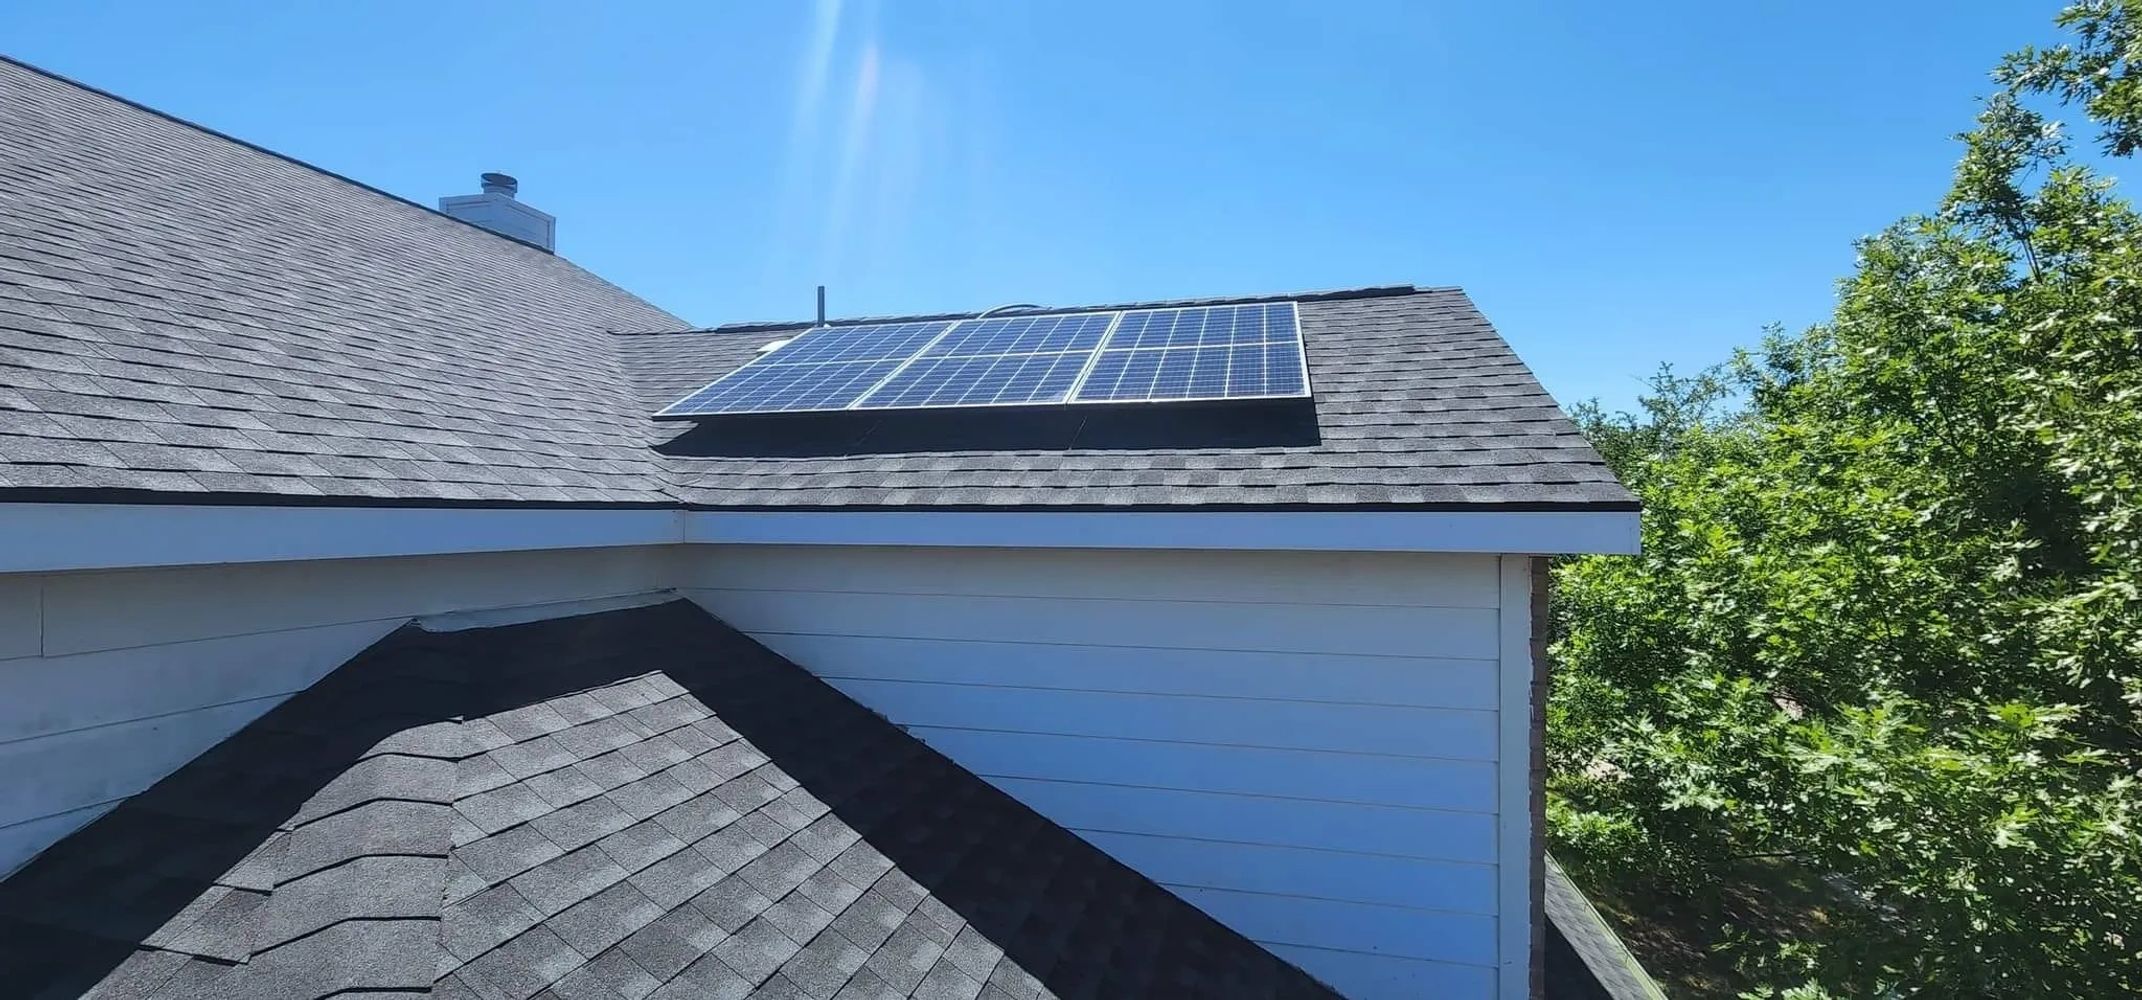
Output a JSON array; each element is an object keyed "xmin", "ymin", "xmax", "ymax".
[
  {"xmin": 915, "ymin": 960, "xmax": 988, "ymax": 1000},
  {"xmin": 712, "ymin": 916, "xmax": 803, "ymax": 983},
  {"xmin": 459, "ymin": 781, "xmax": 557, "ymax": 835},
  {"xmin": 255, "ymin": 855, "xmax": 444, "ymax": 951},
  {"xmin": 279, "ymin": 798, "xmax": 451, "ymax": 880},
  {"xmin": 460, "ymin": 926, "xmax": 587, "ymax": 1000},
  {"xmin": 444, "ymin": 882, "xmax": 546, "ymax": 964},
  {"xmin": 459, "ymin": 823, "xmax": 567, "ymax": 887},
  {"xmin": 621, "ymin": 903, "xmax": 726, "ymax": 982},
  {"xmin": 546, "ymin": 881, "xmax": 665, "ymax": 960},
  {"xmin": 531, "ymin": 795, "xmax": 636, "ymax": 853},
  {"xmin": 512, "ymin": 844, "xmax": 633, "ymax": 917},
  {"xmin": 594, "ymin": 819, "xmax": 689, "ymax": 875},
  {"xmin": 238, "ymin": 918, "xmax": 437, "ymax": 996},
  {"xmin": 551, "ymin": 947, "xmax": 663, "ymax": 1000}
]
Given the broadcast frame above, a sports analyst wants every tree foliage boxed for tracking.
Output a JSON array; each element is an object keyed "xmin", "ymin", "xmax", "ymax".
[{"xmin": 1548, "ymin": 5, "xmax": 2142, "ymax": 996}]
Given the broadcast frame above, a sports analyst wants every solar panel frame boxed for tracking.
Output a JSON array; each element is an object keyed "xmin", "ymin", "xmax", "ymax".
[{"xmin": 654, "ymin": 302, "xmax": 1310, "ymax": 419}]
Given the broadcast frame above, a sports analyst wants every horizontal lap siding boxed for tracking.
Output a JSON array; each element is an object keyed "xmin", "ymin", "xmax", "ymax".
[
  {"xmin": 907, "ymin": 728, "xmax": 1496, "ymax": 813},
  {"xmin": 0, "ymin": 545, "xmax": 678, "ymax": 874},
  {"xmin": 823, "ymin": 679, "xmax": 1496, "ymax": 761},
  {"xmin": 683, "ymin": 544, "xmax": 1506, "ymax": 998},
  {"xmin": 763, "ymin": 634, "xmax": 1498, "ymax": 709},
  {"xmin": 704, "ymin": 588, "xmax": 1499, "ymax": 659}
]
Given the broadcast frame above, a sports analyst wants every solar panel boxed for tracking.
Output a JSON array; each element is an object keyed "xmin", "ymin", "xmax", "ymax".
[
  {"xmin": 653, "ymin": 321, "xmax": 952, "ymax": 417},
  {"xmin": 1103, "ymin": 301, "xmax": 1295, "ymax": 349},
  {"xmin": 655, "ymin": 359, "xmax": 906, "ymax": 415},
  {"xmin": 747, "ymin": 320, "xmax": 951, "ymax": 365},
  {"xmin": 1075, "ymin": 340, "xmax": 1307, "ymax": 402},
  {"xmin": 862, "ymin": 351, "xmax": 1091, "ymax": 408},
  {"xmin": 920, "ymin": 312, "xmax": 1114, "ymax": 358},
  {"xmin": 653, "ymin": 302, "xmax": 1309, "ymax": 419},
  {"xmin": 1068, "ymin": 303, "xmax": 1308, "ymax": 403},
  {"xmin": 851, "ymin": 312, "xmax": 1118, "ymax": 409}
]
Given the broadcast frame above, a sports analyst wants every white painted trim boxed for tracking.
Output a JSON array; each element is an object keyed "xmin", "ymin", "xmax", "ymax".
[
  {"xmin": 0, "ymin": 503, "xmax": 1638, "ymax": 574},
  {"xmin": 683, "ymin": 510, "xmax": 1639, "ymax": 555},
  {"xmin": 0, "ymin": 504, "xmax": 685, "ymax": 573},
  {"xmin": 1494, "ymin": 556, "xmax": 1535, "ymax": 1000}
]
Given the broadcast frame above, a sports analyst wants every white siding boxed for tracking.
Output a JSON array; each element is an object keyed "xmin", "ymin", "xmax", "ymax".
[
  {"xmin": 682, "ymin": 544, "xmax": 1516, "ymax": 998},
  {"xmin": 0, "ymin": 532, "xmax": 1541, "ymax": 995},
  {"xmin": 0, "ymin": 545, "xmax": 679, "ymax": 874}
]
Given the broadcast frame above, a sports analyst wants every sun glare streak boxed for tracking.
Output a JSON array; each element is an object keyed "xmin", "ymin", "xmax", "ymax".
[
  {"xmin": 788, "ymin": 0, "xmax": 842, "ymax": 155},
  {"xmin": 820, "ymin": 42, "xmax": 882, "ymax": 280},
  {"xmin": 762, "ymin": 0, "xmax": 942, "ymax": 302},
  {"xmin": 764, "ymin": 0, "xmax": 850, "ymax": 292}
]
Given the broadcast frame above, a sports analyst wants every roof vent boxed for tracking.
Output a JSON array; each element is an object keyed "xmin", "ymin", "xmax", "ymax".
[{"xmin": 439, "ymin": 171, "xmax": 555, "ymax": 252}]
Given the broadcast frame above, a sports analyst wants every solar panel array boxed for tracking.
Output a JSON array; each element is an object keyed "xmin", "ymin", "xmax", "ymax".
[{"xmin": 654, "ymin": 302, "xmax": 1309, "ymax": 418}]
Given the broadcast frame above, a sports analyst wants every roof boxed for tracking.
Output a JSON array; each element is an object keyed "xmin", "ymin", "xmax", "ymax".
[
  {"xmin": 0, "ymin": 600, "xmax": 1341, "ymax": 1000},
  {"xmin": 0, "ymin": 57, "xmax": 682, "ymax": 506},
  {"xmin": 628, "ymin": 289, "xmax": 1630, "ymax": 508},
  {"xmin": 0, "ymin": 56, "xmax": 1634, "ymax": 512}
]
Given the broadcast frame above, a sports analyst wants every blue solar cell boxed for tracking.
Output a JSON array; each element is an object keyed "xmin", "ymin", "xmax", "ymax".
[
  {"xmin": 657, "ymin": 359, "xmax": 902, "ymax": 415},
  {"xmin": 860, "ymin": 351, "xmax": 1089, "ymax": 408},
  {"xmin": 921, "ymin": 312, "xmax": 1115, "ymax": 357},
  {"xmin": 756, "ymin": 320, "xmax": 953, "ymax": 365},
  {"xmin": 1104, "ymin": 302, "xmax": 1294, "ymax": 350}
]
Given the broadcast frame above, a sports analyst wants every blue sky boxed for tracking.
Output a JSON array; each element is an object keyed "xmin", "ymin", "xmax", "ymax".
[{"xmin": 0, "ymin": 2, "xmax": 2063, "ymax": 411}]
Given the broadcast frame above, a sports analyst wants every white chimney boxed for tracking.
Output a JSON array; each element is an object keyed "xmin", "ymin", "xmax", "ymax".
[{"xmin": 438, "ymin": 172, "xmax": 555, "ymax": 252}]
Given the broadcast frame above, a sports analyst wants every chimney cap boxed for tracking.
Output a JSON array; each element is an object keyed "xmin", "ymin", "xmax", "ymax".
[{"xmin": 480, "ymin": 172, "xmax": 518, "ymax": 197}]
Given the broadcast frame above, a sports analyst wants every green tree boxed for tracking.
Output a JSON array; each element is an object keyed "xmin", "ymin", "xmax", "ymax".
[{"xmin": 1548, "ymin": 4, "xmax": 2142, "ymax": 996}]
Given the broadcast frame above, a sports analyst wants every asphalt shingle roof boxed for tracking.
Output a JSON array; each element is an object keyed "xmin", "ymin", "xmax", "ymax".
[
  {"xmin": 0, "ymin": 57, "xmax": 683, "ymax": 506},
  {"xmin": 628, "ymin": 289, "xmax": 1630, "ymax": 508},
  {"xmin": 0, "ymin": 56, "xmax": 1632, "ymax": 511},
  {"xmin": 0, "ymin": 600, "xmax": 1341, "ymax": 1000}
]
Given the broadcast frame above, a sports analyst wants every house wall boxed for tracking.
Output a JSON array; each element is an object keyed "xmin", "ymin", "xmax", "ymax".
[
  {"xmin": 0, "ymin": 545, "xmax": 679, "ymax": 875},
  {"xmin": 680, "ymin": 543, "xmax": 1527, "ymax": 1000}
]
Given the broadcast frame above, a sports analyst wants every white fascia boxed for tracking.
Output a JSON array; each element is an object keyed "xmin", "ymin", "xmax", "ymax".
[
  {"xmin": 0, "ymin": 503, "xmax": 1638, "ymax": 574},
  {"xmin": 0, "ymin": 503, "xmax": 686, "ymax": 573}
]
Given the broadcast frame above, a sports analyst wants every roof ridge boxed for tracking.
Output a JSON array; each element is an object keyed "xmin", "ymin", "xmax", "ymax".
[
  {"xmin": 620, "ymin": 283, "xmax": 1432, "ymax": 336},
  {"xmin": 1, "ymin": 53, "xmax": 576, "ymax": 262}
]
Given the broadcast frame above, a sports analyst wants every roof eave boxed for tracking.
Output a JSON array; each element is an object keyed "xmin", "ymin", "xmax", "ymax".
[{"xmin": 0, "ymin": 499, "xmax": 1640, "ymax": 574}]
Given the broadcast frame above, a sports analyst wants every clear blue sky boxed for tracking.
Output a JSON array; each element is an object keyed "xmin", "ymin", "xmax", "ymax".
[{"xmin": 0, "ymin": 2, "xmax": 2065, "ymax": 411}]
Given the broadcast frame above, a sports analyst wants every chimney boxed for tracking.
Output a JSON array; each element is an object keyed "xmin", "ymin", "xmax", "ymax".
[{"xmin": 438, "ymin": 171, "xmax": 556, "ymax": 252}]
